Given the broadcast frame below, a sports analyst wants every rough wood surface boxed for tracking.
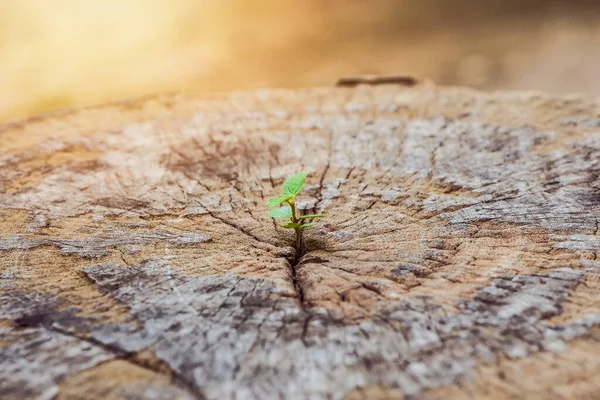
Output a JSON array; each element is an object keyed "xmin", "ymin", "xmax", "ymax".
[{"xmin": 1, "ymin": 83, "xmax": 599, "ymax": 400}]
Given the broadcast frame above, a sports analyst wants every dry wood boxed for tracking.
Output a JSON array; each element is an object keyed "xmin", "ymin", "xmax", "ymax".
[{"xmin": 1, "ymin": 83, "xmax": 599, "ymax": 400}]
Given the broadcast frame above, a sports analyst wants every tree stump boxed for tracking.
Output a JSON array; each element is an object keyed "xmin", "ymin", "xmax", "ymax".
[{"xmin": 1, "ymin": 82, "xmax": 600, "ymax": 400}]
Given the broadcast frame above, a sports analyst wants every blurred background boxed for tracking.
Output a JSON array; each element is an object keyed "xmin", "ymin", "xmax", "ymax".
[{"xmin": 1, "ymin": 0, "xmax": 600, "ymax": 122}]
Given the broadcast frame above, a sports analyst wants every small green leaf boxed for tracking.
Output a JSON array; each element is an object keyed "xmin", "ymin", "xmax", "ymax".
[
  {"xmin": 301, "ymin": 222, "xmax": 317, "ymax": 228},
  {"xmin": 267, "ymin": 196, "xmax": 292, "ymax": 207},
  {"xmin": 298, "ymin": 214, "xmax": 328, "ymax": 220},
  {"xmin": 280, "ymin": 222, "xmax": 303, "ymax": 229},
  {"xmin": 281, "ymin": 171, "xmax": 307, "ymax": 196},
  {"xmin": 268, "ymin": 206, "xmax": 292, "ymax": 219}
]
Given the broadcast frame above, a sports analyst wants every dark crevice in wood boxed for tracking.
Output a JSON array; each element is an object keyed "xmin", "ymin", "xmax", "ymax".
[
  {"xmin": 203, "ymin": 209, "xmax": 275, "ymax": 248},
  {"xmin": 36, "ymin": 324, "xmax": 208, "ymax": 400},
  {"xmin": 203, "ymin": 203, "xmax": 309, "ymax": 310},
  {"xmin": 300, "ymin": 314, "xmax": 313, "ymax": 347},
  {"xmin": 289, "ymin": 231, "xmax": 308, "ymax": 312}
]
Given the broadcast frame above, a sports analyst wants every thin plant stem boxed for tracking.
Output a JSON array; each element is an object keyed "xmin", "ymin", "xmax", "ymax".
[
  {"xmin": 288, "ymin": 199, "xmax": 301, "ymax": 252},
  {"xmin": 288, "ymin": 199, "xmax": 298, "ymax": 222}
]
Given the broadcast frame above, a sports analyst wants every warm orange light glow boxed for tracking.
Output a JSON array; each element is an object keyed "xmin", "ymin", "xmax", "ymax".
[{"xmin": 1, "ymin": 0, "xmax": 599, "ymax": 121}]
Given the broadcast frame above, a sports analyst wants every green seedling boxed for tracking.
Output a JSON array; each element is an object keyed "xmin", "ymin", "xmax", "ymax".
[{"xmin": 268, "ymin": 171, "xmax": 327, "ymax": 251}]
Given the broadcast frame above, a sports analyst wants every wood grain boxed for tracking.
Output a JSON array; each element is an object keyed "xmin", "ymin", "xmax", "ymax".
[{"xmin": 1, "ymin": 84, "xmax": 599, "ymax": 399}]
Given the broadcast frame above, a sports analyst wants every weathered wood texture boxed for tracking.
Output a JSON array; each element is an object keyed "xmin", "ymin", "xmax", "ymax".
[{"xmin": 1, "ymin": 83, "xmax": 600, "ymax": 400}]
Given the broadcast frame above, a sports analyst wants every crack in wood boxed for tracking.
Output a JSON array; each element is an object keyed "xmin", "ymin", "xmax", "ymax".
[
  {"xmin": 49, "ymin": 326, "xmax": 207, "ymax": 400},
  {"xmin": 7, "ymin": 296, "xmax": 207, "ymax": 400}
]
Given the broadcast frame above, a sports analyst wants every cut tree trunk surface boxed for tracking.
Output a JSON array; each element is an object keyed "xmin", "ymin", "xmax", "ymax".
[{"xmin": 1, "ymin": 82, "xmax": 599, "ymax": 400}]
